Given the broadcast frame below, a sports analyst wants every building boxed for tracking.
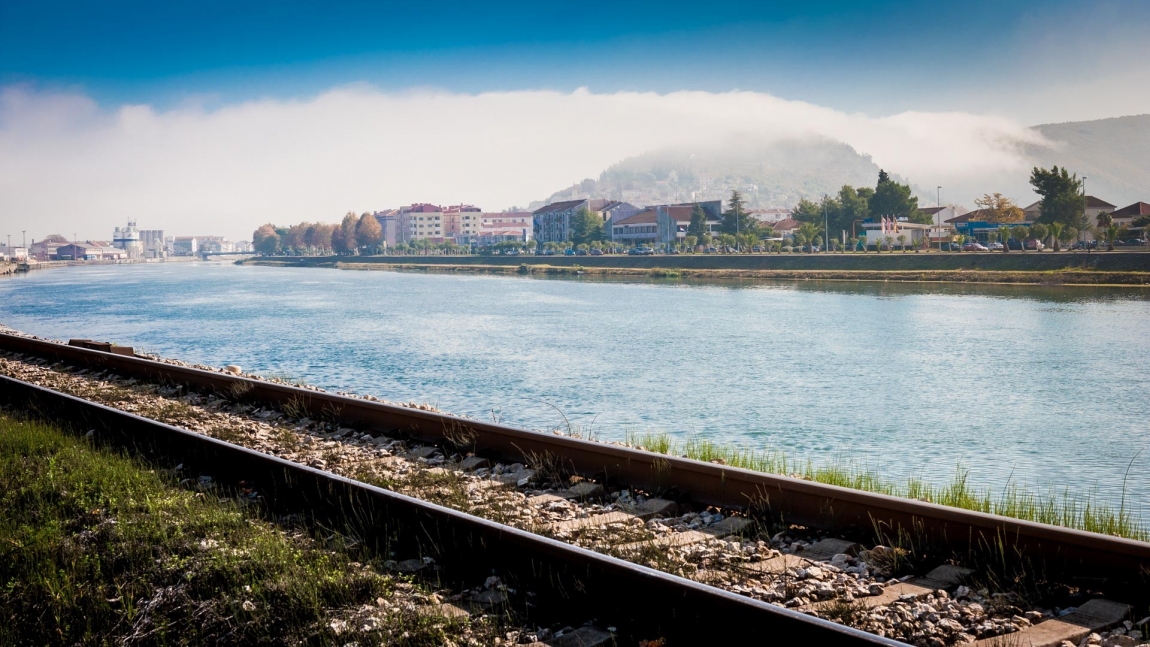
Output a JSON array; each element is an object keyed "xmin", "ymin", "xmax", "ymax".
[
  {"xmin": 861, "ymin": 221, "xmax": 931, "ymax": 248},
  {"xmin": 54, "ymin": 241, "xmax": 128, "ymax": 261},
  {"xmin": 139, "ymin": 229, "xmax": 165, "ymax": 258},
  {"xmin": 600, "ymin": 201, "xmax": 642, "ymax": 241},
  {"xmin": 1101, "ymin": 201, "xmax": 1150, "ymax": 229},
  {"xmin": 610, "ymin": 209, "xmax": 660, "ymax": 245},
  {"xmin": 533, "ymin": 199, "xmax": 639, "ymax": 244},
  {"xmin": 750, "ymin": 208, "xmax": 792, "ymax": 225},
  {"xmin": 371, "ymin": 210, "xmax": 401, "ymax": 246},
  {"xmin": 399, "ymin": 203, "xmax": 445, "ymax": 243},
  {"xmin": 1022, "ymin": 196, "xmax": 1115, "ymax": 225},
  {"xmin": 771, "ymin": 218, "xmax": 801, "ymax": 238},
  {"xmin": 476, "ymin": 212, "xmax": 534, "ymax": 245},
  {"xmin": 113, "ymin": 220, "xmax": 144, "ymax": 259},
  {"xmin": 655, "ymin": 204, "xmax": 721, "ymax": 244},
  {"xmin": 30, "ymin": 240, "xmax": 65, "ymax": 261},
  {"xmin": 171, "ymin": 236, "xmax": 198, "ymax": 256},
  {"xmin": 533, "ymin": 199, "xmax": 592, "ymax": 244},
  {"xmin": 443, "ymin": 204, "xmax": 482, "ymax": 245}
]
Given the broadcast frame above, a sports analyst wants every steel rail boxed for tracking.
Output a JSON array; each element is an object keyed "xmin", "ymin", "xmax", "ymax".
[
  {"xmin": 0, "ymin": 373, "xmax": 899, "ymax": 645},
  {"xmin": 1, "ymin": 332, "xmax": 1148, "ymax": 586}
]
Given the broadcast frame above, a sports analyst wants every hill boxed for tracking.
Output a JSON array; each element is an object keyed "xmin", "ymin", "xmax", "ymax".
[
  {"xmin": 1026, "ymin": 114, "xmax": 1150, "ymax": 208},
  {"xmin": 534, "ymin": 136, "xmax": 891, "ymax": 211}
]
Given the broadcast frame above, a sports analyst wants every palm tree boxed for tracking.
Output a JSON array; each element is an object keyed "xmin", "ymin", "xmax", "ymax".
[
  {"xmin": 1101, "ymin": 213, "xmax": 1116, "ymax": 251},
  {"xmin": 897, "ymin": 234, "xmax": 907, "ymax": 252},
  {"xmin": 797, "ymin": 222, "xmax": 822, "ymax": 253},
  {"xmin": 1050, "ymin": 222, "xmax": 1064, "ymax": 252},
  {"xmin": 883, "ymin": 236, "xmax": 894, "ymax": 253},
  {"xmin": 999, "ymin": 225, "xmax": 1012, "ymax": 252}
]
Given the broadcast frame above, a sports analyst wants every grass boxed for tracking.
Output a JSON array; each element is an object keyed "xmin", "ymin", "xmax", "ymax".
[
  {"xmin": 0, "ymin": 414, "xmax": 502, "ymax": 646},
  {"xmin": 625, "ymin": 431, "xmax": 1149, "ymax": 542}
]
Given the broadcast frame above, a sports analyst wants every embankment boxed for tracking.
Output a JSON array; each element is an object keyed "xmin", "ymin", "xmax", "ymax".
[{"xmin": 244, "ymin": 252, "xmax": 1150, "ymax": 285}]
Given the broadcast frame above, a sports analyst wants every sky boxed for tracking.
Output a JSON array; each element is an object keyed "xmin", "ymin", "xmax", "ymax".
[{"xmin": 2, "ymin": 0, "xmax": 1148, "ymax": 243}]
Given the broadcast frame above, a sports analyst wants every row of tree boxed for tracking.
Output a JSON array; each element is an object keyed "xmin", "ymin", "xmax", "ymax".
[
  {"xmin": 790, "ymin": 170, "xmax": 925, "ymax": 239},
  {"xmin": 253, "ymin": 212, "xmax": 383, "ymax": 255}
]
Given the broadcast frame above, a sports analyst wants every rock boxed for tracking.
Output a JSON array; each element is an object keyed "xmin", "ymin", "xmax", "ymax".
[
  {"xmin": 459, "ymin": 455, "xmax": 490, "ymax": 471},
  {"xmin": 224, "ymin": 365, "xmax": 242, "ymax": 375}
]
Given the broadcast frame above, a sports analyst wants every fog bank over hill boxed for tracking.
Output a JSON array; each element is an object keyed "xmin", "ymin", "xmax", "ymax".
[
  {"xmin": 537, "ymin": 136, "xmax": 892, "ymax": 211},
  {"xmin": 1025, "ymin": 114, "xmax": 1150, "ymax": 209},
  {"xmin": 544, "ymin": 115, "xmax": 1150, "ymax": 214}
]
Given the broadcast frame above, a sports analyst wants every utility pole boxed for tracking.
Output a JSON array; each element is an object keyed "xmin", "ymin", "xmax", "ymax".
[
  {"xmin": 936, "ymin": 186, "xmax": 942, "ymax": 251},
  {"xmin": 1082, "ymin": 176, "xmax": 1088, "ymax": 245}
]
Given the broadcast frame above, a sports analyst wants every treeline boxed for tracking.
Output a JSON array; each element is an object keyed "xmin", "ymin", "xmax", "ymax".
[
  {"xmin": 791, "ymin": 170, "xmax": 925, "ymax": 238},
  {"xmin": 252, "ymin": 212, "xmax": 382, "ymax": 255}
]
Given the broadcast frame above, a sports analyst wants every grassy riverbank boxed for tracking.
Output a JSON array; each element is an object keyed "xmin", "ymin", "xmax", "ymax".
[
  {"xmin": 0, "ymin": 415, "xmax": 501, "ymax": 646},
  {"xmin": 625, "ymin": 431, "xmax": 1149, "ymax": 542},
  {"xmin": 245, "ymin": 253, "xmax": 1150, "ymax": 286}
]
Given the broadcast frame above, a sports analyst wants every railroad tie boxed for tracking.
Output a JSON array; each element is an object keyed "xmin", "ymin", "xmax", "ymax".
[
  {"xmin": 970, "ymin": 599, "xmax": 1131, "ymax": 647},
  {"xmin": 617, "ymin": 515, "xmax": 753, "ymax": 552},
  {"xmin": 842, "ymin": 564, "xmax": 974, "ymax": 609},
  {"xmin": 524, "ymin": 625, "xmax": 615, "ymax": 647},
  {"xmin": 527, "ymin": 481, "xmax": 606, "ymax": 507},
  {"xmin": 545, "ymin": 498, "xmax": 678, "ymax": 535}
]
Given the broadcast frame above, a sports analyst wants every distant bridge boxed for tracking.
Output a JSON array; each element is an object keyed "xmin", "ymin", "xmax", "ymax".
[{"xmin": 199, "ymin": 251, "xmax": 258, "ymax": 260}]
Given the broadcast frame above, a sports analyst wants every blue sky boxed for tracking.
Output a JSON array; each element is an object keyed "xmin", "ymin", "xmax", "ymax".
[
  {"xmin": 2, "ymin": 1, "xmax": 1148, "ymax": 242},
  {"xmin": 5, "ymin": 0, "xmax": 1146, "ymax": 121}
]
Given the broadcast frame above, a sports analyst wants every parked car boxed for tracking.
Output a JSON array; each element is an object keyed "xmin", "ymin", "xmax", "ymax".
[
  {"xmin": 1125, "ymin": 239, "xmax": 1147, "ymax": 246},
  {"xmin": 564, "ymin": 249, "xmax": 576, "ymax": 256},
  {"xmin": 589, "ymin": 249, "xmax": 604, "ymax": 255},
  {"xmin": 987, "ymin": 242, "xmax": 1004, "ymax": 251},
  {"xmin": 939, "ymin": 242, "xmax": 961, "ymax": 251},
  {"xmin": 962, "ymin": 242, "xmax": 988, "ymax": 251},
  {"xmin": 575, "ymin": 249, "xmax": 588, "ymax": 256},
  {"xmin": 751, "ymin": 245, "xmax": 763, "ymax": 253},
  {"xmin": 1007, "ymin": 240, "xmax": 1023, "ymax": 251},
  {"xmin": 1023, "ymin": 238, "xmax": 1045, "ymax": 251}
]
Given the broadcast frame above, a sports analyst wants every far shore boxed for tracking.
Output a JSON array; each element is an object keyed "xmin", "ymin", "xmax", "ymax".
[{"xmin": 243, "ymin": 253, "xmax": 1150, "ymax": 287}]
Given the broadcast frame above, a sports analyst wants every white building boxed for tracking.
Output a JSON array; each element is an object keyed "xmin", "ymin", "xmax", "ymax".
[{"xmin": 113, "ymin": 220, "xmax": 144, "ymax": 259}]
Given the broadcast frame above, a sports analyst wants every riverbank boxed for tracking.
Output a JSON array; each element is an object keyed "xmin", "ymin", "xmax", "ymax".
[{"xmin": 245, "ymin": 252, "xmax": 1150, "ymax": 286}]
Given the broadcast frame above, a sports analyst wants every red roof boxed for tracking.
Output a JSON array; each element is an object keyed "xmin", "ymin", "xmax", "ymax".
[
  {"xmin": 772, "ymin": 218, "xmax": 800, "ymax": 230},
  {"xmin": 1110, "ymin": 202, "xmax": 1150, "ymax": 218},
  {"xmin": 615, "ymin": 209, "xmax": 659, "ymax": 225},
  {"xmin": 1086, "ymin": 196, "xmax": 1116, "ymax": 209}
]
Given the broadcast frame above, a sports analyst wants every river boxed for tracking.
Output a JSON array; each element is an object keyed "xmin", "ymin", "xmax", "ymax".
[{"xmin": 2, "ymin": 261, "xmax": 1148, "ymax": 516}]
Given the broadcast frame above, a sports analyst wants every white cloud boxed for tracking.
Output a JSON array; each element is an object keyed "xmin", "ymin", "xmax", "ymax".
[{"xmin": 0, "ymin": 85, "xmax": 1047, "ymax": 242}]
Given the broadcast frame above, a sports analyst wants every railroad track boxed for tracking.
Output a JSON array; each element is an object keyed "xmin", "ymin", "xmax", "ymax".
[{"xmin": 1, "ymin": 330, "xmax": 1148, "ymax": 646}]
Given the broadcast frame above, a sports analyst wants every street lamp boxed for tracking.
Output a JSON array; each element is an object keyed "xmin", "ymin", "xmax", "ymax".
[
  {"xmin": 937, "ymin": 186, "xmax": 942, "ymax": 251},
  {"xmin": 1082, "ymin": 176, "xmax": 1088, "ymax": 245}
]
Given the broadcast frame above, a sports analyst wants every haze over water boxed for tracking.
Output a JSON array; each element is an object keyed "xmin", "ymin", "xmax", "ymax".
[{"xmin": 3, "ymin": 262, "xmax": 1148, "ymax": 518}]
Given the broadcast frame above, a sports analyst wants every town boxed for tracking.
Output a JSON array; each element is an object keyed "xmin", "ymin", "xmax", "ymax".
[
  {"xmin": 0, "ymin": 220, "xmax": 251, "ymax": 268},
  {"xmin": 249, "ymin": 167, "xmax": 1149, "ymax": 257}
]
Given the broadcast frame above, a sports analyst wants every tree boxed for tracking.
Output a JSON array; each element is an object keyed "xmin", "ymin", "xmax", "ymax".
[
  {"xmin": 868, "ymin": 170, "xmax": 920, "ymax": 223},
  {"xmin": 792, "ymin": 198, "xmax": 822, "ymax": 224},
  {"xmin": 1063, "ymin": 227, "xmax": 1079, "ymax": 245},
  {"xmin": 252, "ymin": 224, "xmax": 280, "ymax": 255},
  {"xmin": 684, "ymin": 235, "xmax": 698, "ymax": 250},
  {"xmin": 1047, "ymin": 222, "xmax": 1064, "ymax": 252},
  {"xmin": 897, "ymin": 234, "xmax": 907, "ymax": 252},
  {"xmin": 797, "ymin": 222, "xmax": 822, "ymax": 252},
  {"xmin": 687, "ymin": 203, "xmax": 710, "ymax": 241},
  {"xmin": 1029, "ymin": 166, "xmax": 1085, "ymax": 228},
  {"xmin": 42, "ymin": 234, "xmax": 69, "ymax": 244},
  {"xmin": 998, "ymin": 225, "xmax": 1012, "ymax": 252},
  {"xmin": 721, "ymin": 190, "xmax": 757, "ymax": 238},
  {"xmin": 356, "ymin": 213, "xmax": 383, "ymax": 252},
  {"xmin": 973, "ymin": 193, "xmax": 1024, "ymax": 223},
  {"xmin": 1011, "ymin": 226, "xmax": 1029, "ymax": 249},
  {"xmin": 1028, "ymin": 223, "xmax": 1048, "ymax": 249},
  {"xmin": 570, "ymin": 208, "xmax": 604, "ymax": 246},
  {"xmin": 1099, "ymin": 213, "xmax": 1116, "ymax": 251},
  {"xmin": 332, "ymin": 213, "xmax": 357, "ymax": 254}
]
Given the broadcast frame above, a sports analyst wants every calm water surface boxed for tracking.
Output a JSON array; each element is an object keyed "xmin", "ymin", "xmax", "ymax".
[{"xmin": 2, "ymin": 262, "xmax": 1148, "ymax": 515}]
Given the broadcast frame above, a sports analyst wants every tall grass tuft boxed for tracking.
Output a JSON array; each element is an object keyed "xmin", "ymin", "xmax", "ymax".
[{"xmin": 623, "ymin": 431, "xmax": 1147, "ymax": 542}]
